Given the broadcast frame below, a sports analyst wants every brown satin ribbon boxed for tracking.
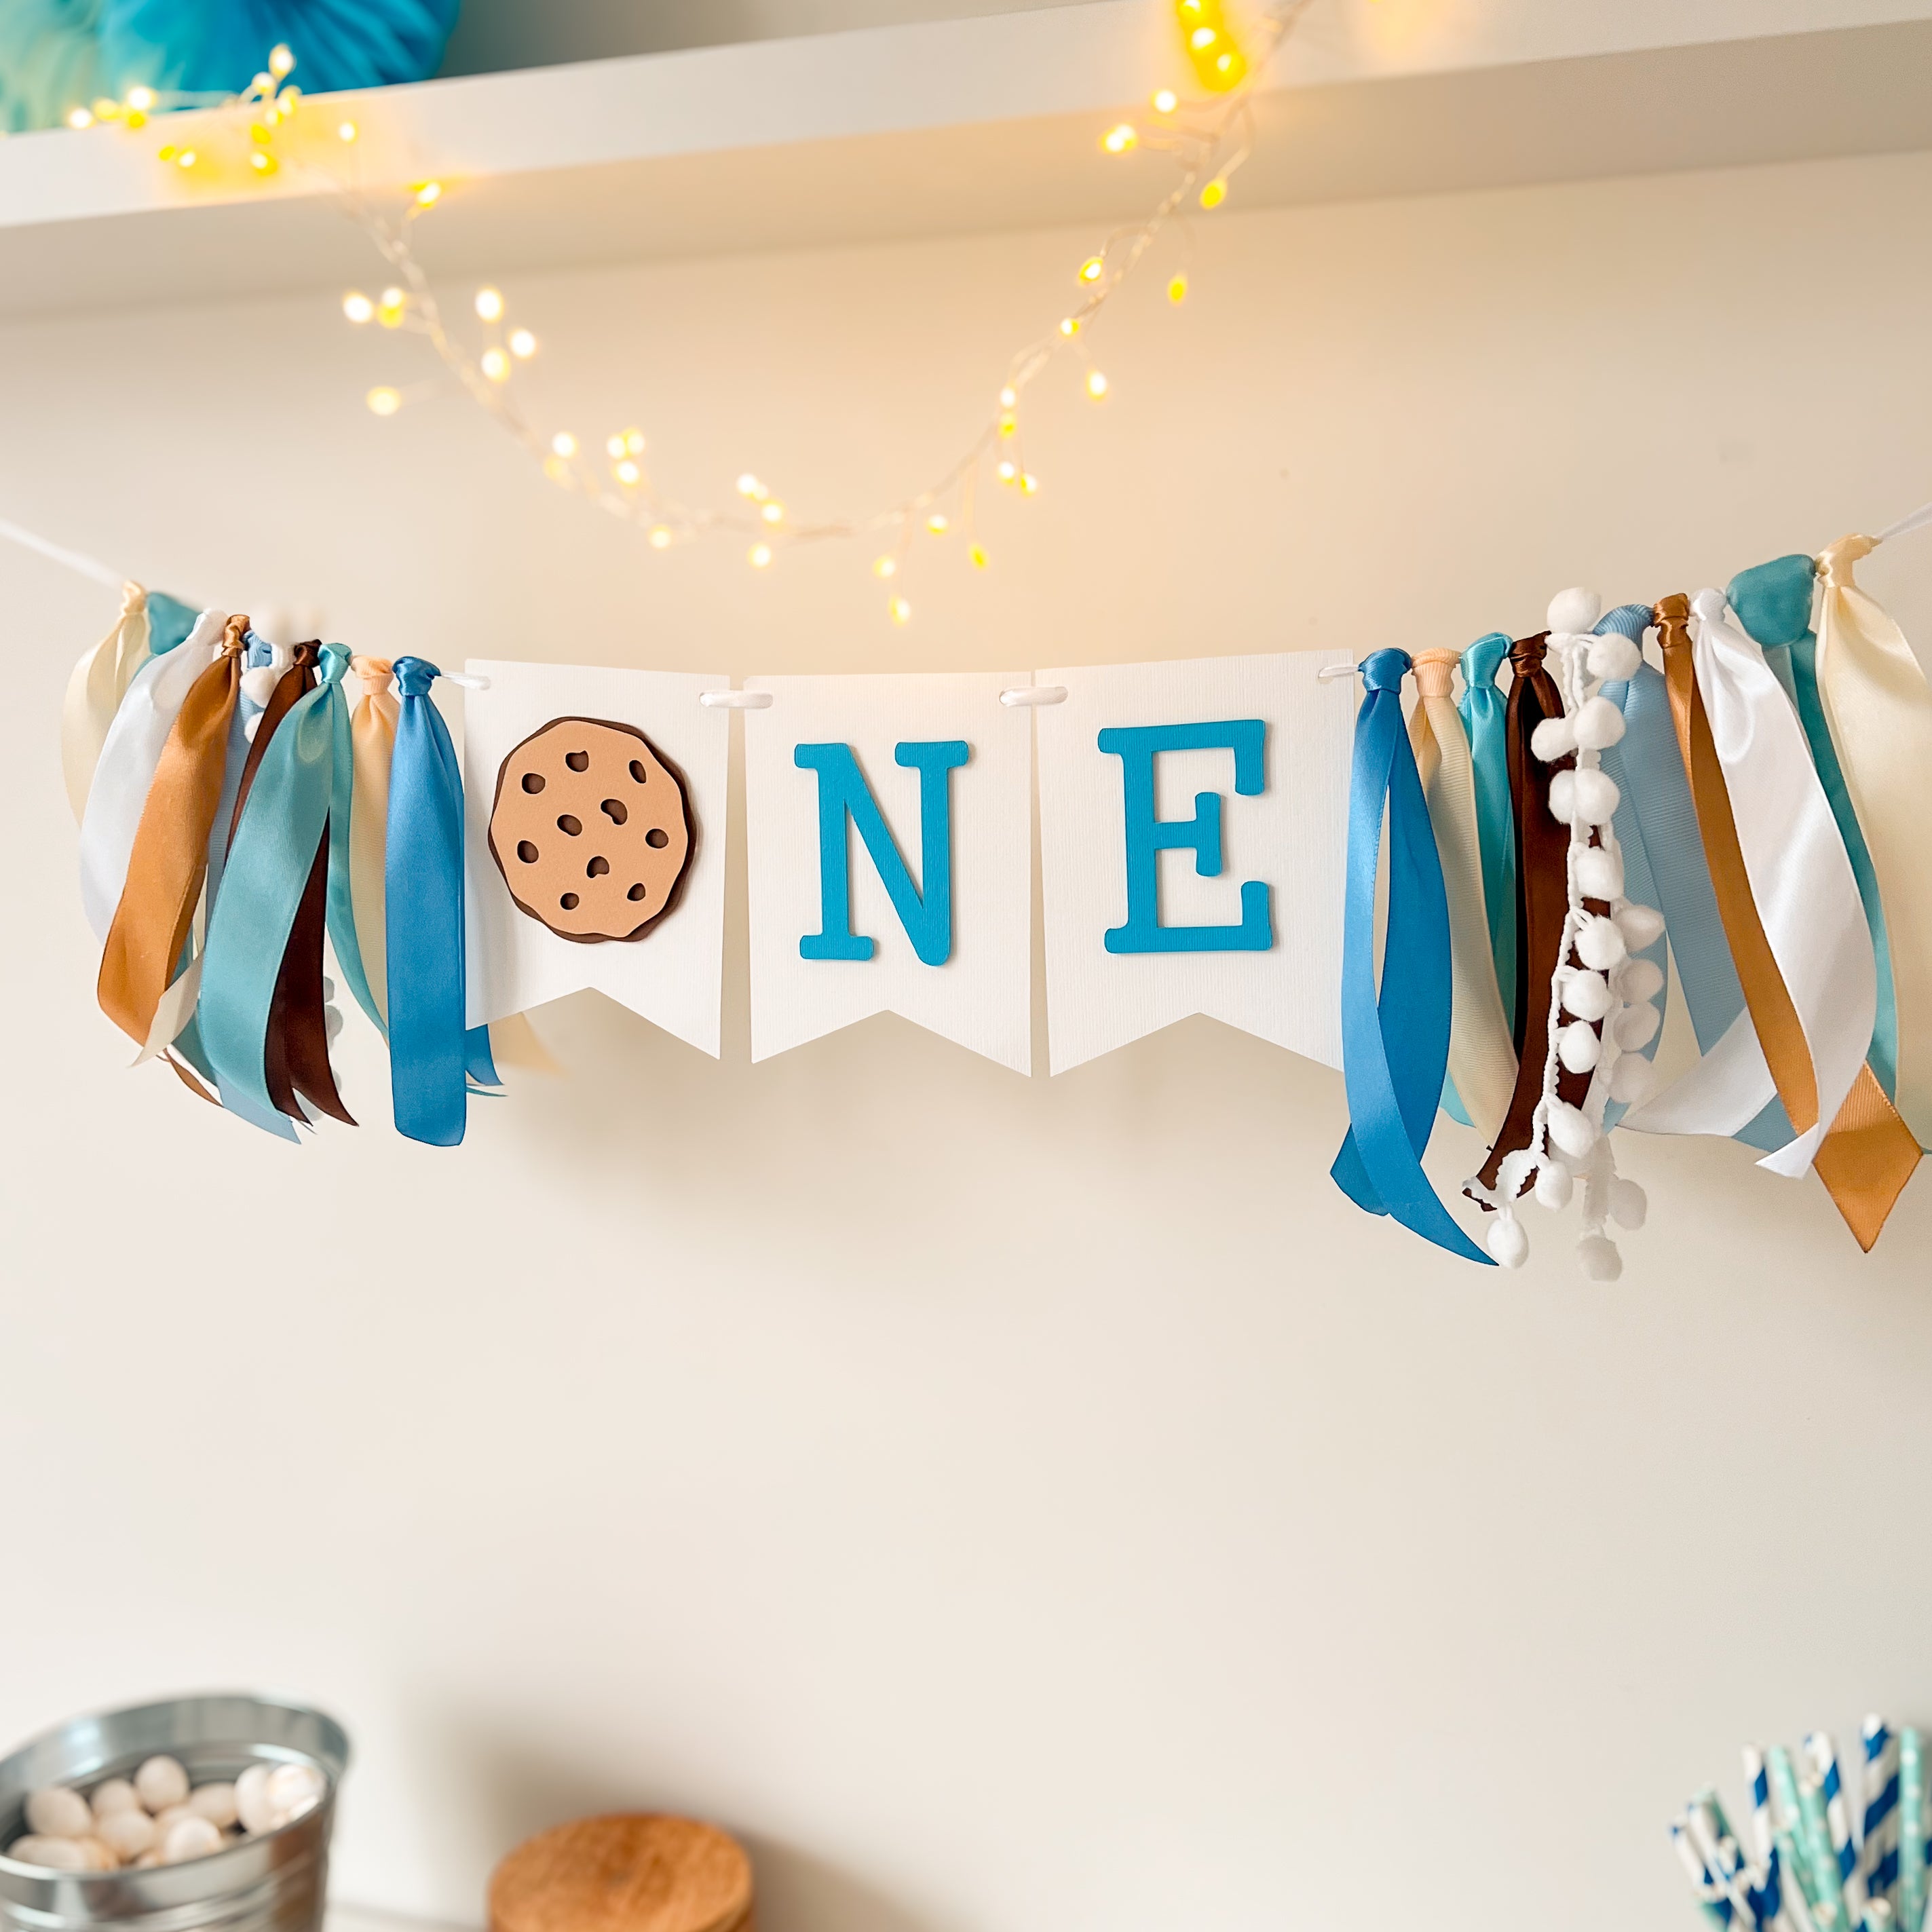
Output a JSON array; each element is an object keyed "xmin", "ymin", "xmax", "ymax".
[
  {"xmin": 227, "ymin": 643, "xmax": 316, "ymax": 849},
  {"xmin": 1654, "ymin": 593, "xmax": 1918, "ymax": 1250},
  {"xmin": 1470, "ymin": 632, "xmax": 1594, "ymax": 1198},
  {"xmin": 97, "ymin": 616, "xmax": 251, "ymax": 1093}
]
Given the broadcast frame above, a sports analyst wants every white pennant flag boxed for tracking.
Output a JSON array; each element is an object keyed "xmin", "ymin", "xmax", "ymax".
[
  {"xmin": 463, "ymin": 659, "xmax": 730, "ymax": 1056},
  {"xmin": 1036, "ymin": 650, "xmax": 1350, "ymax": 1075},
  {"xmin": 743, "ymin": 670, "xmax": 1033, "ymax": 1070}
]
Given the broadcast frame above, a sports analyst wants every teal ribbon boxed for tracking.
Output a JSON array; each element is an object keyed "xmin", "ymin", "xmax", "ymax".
[
  {"xmin": 1729, "ymin": 552, "xmax": 1897, "ymax": 1099},
  {"xmin": 147, "ymin": 592, "xmax": 198, "ymax": 656},
  {"xmin": 1332, "ymin": 649, "xmax": 1492, "ymax": 1266},
  {"xmin": 1458, "ymin": 631, "xmax": 1516, "ymax": 1037},
  {"xmin": 386, "ymin": 657, "xmax": 499, "ymax": 1148}
]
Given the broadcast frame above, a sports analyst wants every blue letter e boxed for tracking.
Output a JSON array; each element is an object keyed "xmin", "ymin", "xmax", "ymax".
[
  {"xmin": 1098, "ymin": 720, "xmax": 1272, "ymax": 954},
  {"xmin": 795, "ymin": 740, "xmax": 970, "ymax": 966}
]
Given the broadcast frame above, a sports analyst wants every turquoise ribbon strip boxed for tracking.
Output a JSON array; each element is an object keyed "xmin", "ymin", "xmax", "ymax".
[
  {"xmin": 1458, "ymin": 630, "xmax": 1516, "ymax": 1036},
  {"xmin": 1331, "ymin": 649, "xmax": 1492, "ymax": 1265},
  {"xmin": 318, "ymin": 648, "xmax": 383, "ymax": 1038},
  {"xmin": 386, "ymin": 657, "xmax": 498, "ymax": 1148},
  {"xmin": 1729, "ymin": 552, "xmax": 1898, "ymax": 1100},
  {"xmin": 198, "ymin": 649, "xmax": 350, "ymax": 1129},
  {"xmin": 147, "ymin": 591, "xmax": 199, "ymax": 656}
]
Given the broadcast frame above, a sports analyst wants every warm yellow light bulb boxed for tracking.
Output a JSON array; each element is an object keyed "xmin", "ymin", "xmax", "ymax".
[
  {"xmin": 615, "ymin": 459, "xmax": 641, "ymax": 485},
  {"xmin": 1215, "ymin": 50, "xmax": 1233, "ymax": 71},
  {"xmin": 607, "ymin": 434, "xmax": 626, "ymax": 459},
  {"xmin": 377, "ymin": 286, "xmax": 406, "ymax": 327},
  {"xmin": 889, "ymin": 596, "xmax": 912, "ymax": 625},
  {"xmin": 736, "ymin": 473, "xmax": 768, "ymax": 501},
  {"xmin": 551, "ymin": 431, "xmax": 577, "ymax": 457},
  {"xmin": 366, "ymin": 386, "xmax": 402, "ymax": 417},
  {"xmin": 1020, "ymin": 472, "xmax": 1040, "ymax": 495},
  {"xmin": 92, "ymin": 97, "xmax": 119, "ymax": 119},
  {"xmin": 1078, "ymin": 255, "xmax": 1105, "ymax": 284},
  {"xmin": 250, "ymin": 151, "xmax": 278, "ymax": 174},
  {"xmin": 413, "ymin": 181, "xmax": 442, "ymax": 208},
  {"xmin": 508, "ymin": 327, "xmax": 536, "ymax": 358},
  {"xmin": 1152, "ymin": 88, "xmax": 1177, "ymax": 113},
  {"xmin": 749, "ymin": 544, "xmax": 774, "ymax": 569},
  {"xmin": 1059, "ymin": 317, "xmax": 1080, "ymax": 337},
  {"xmin": 969, "ymin": 543, "xmax": 988, "ymax": 569},
  {"xmin": 250, "ymin": 121, "xmax": 273, "ymax": 144},
  {"xmin": 337, "ymin": 120, "xmax": 357, "ymax": 143},
  {"xmin": 999, "ymin": 413, "xmax": 1017, "ymax": 438},
  {"xmin": 480, "ymin": 346, "xmax": 510, "ymax": 381},
  {"xmin": 474, "ymin": 286, "xmax": 503, "ymax": 321},
  {"xmin": 343, "ymin": 290, "xmax": 374, "ymax": 323},
  {"xmin": 175, "ymin": 148, "xmax": 197, "ymax": 168},
  {"xmin": 1199, "ymin": 176, "xmax": 1227, "ymax": 209},
  {"xmin": 126, "ymin": 86, "xmax": 155, "ymax": 111},
  {"xmin": 1086, "ymin": 369, "xmax": 1109, "ymax": 400},
  {"xmin": 999, "ymin": 385, "xmax": 1017, "ymax": 408},
  {"xmin": 926, "ymin": 514, "xmax": 949, "ymax": 535},
  {"xmin": 1168, "ymin": 272, "xmax": 1188, "ymax": 303},
  {"xmin": 649, "ymin": 526, "xmax": 672, "ymax": 549},
  {"xmin": 124, "ymin": 107, "xmax": 147, "ymax": 128},
  {"xmin": 1190, "ymin": 24, "xmax": 1216, "ymax": 48},
  {"xmin": 761, "ymin": 501, "xmax": 784, "ymax": 524},
  {"xmin": 543, "ymin": 456, "xmax": 569, "ymax": 484},
  {"xmin": 67, "ymin": 107, "xmax": 93, "ymax": 128},
  {"xmin": 996, "ymin": 460, "xmax": 1017, "ymax": 482},
  {"xmin": 624, "ymin": 429, "xmax": 645, "ymax": 455},
  {"xmin": 269, "ymin": 43, "xmax": 295, "ymax": 77},
  {"xmin": 1101, "ymin": 123, "xmax": 1137, "ymax": 155},
  {"xmin": 873, "ymin": 556, "xmax": 897, "ymax": 579}
]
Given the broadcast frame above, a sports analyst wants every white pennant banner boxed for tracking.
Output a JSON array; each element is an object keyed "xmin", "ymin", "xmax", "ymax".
[
  {"xmin": 462, "ymin": 659, "xmax": 731, "ymax": 1057},
  {"xmin": 1036, "ymin": 650, "xmax": 1350, "ymax": 1075},
  {"xmin": 743, "ymin": 670, "xmax": 1034, "ymax": 1070}
]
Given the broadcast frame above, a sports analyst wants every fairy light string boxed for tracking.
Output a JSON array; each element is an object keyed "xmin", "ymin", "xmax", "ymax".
[{"xmin": 91, "ymin": 1, "xmax": 1310, "ymax": 624}]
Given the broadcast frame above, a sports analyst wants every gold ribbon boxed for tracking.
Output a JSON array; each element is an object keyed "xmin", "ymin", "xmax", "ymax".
[
  {"xmin": 1654, "ymin": 593, "xmax": 1918, "ymax": 1250},
  {"xmin": 1815, "ymin": 535, "xmax": 1932, "ymax": 1148},
  {"xmin": 97, "ymin": 615, "xmax": 249, "ymax": 1062},
  {"xmin": 1408, "ymin": 648, "xmax": 1516, "ymax": 1140},
  {"xmin": 349, "ymin": 656, "xmax": 398, "ymax": 1024},
  {"xmin": 60, "ymin": 582, "xmax": 150, "ymax": 822}
]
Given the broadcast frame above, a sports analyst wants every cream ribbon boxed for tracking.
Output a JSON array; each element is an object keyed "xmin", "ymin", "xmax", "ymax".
[
  {"xmin": 349, "ymin": 656, "xmax": 398, "ymax": 1025},
  {"xmin": 1407, "ymin": 649, "xmax": 1516, "ymax": 1139},
  {"xmin": 60, "ymin": 583, "xmax": 151, "ymax": 822},
  {"xmin": 77, "ymin": 607, "xmax": 229, "ymax": 942},
  {"xmin": 1815, "ymin": 535, "xmax": 1932, "ymax": 1147}
]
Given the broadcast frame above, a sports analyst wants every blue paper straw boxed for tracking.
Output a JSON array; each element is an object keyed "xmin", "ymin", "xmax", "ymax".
[
  {"xmin": 1865, "ymin": 1719, "xmax": 1902, "ymax": 1905},
  {"xmin": 1797, "ymin": 1760, "xmax": 1852, "ymax": 1931},
  {"xmin": 1899, "ymin": 1730, "xmax": 1926, "ymax": 1932},
  {"xmin": 1813, "ymin": 1733, "xmax": 1872, "ymax": 1924},
  {"xmin": 1676, "ymin": 1812, "xmax": 1747, "ymax": 1929}
]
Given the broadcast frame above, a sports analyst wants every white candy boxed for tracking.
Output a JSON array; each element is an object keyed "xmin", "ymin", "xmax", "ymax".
[
  {"xmin": 1618, "ymin": 903, "xmax": 1665, "ymax": 951},
  {"xmin": 1610, "ymin": 1054, "xmax": 1660, "ymax": 1105},
  {"xmin": 8, "ymin": 1835, "xmax": 92, "ymax": 1871},
  {"xmin": 1587, "ymin": 632, "xmax": 1643, "ymax": 682},
  {"xmin": 77, "ymin": 1837, "xmax": 118, "ymax": 1872},
  {"xmin": 1614, "ymin": 1001, "xmax": 1661, "ymax": 1050},
  {"xmin": 1486, "ymin": 1214, "xmax": 1529, "ymax": 1268},
  {"xmin": 234, "ymin": 1765, "xmax": 276, "ymax": 1836},
  {"xmin": 90, "ymin": 1779, "xmax": 140, "ymax": 1820},
  {"xmin": 1618, "ymin": 958, "xmax": 1665, "ymax": 1002},
  {"xmin": 97, "ymin": 1811, "xmax": 157, "ymax": 1861},
  {"xmin": 1561, "ymin": 970, "xmax": 1614, "ymax": 1022},
  {"xmin": 1570, "ymin": 766, "xmax": 1621, "ymax": 825},
  {"xmin": 1547, "ymin": 586, "xmax": 1602, "ymax": 634},
  {"xmin": 188, "ymin": 1784, "xmax": 238, "ymax": 1830},
  {"xmin": 1575, "ymin": 845, "xmax": 1623, "ymax": 901},
  {"xmin": 1530, "ymin": 715, "xmax": 1576, "ymax": 762},
  {"xmin": 1576, "ymin": 913, "xmax": 1628, "ymax": 972},
  {"xmin": 264, "ymin": 1764, "xmax": 324, "ymax": 1824},
  {"xmin": 1570, "ymin": 694, "xmax": 1627, "ymax": 751},
  {"xmin": 26, "ymin": 1788, "xmax": 93, "ymax": 1840},
  {"xmin": 160, "ymin": 1817, "xmax": 223, "ymax": 1865},
  {"xmin": 1546, "ymin": 1099, "xmax": 1598, "ymax": 1159},
  {"xmin": 1557, "ymin": 1019, "xmax": 1601, "ymax": 1075},
  {"xmin": 1576, "ymin": 1234, "xmax": 1623, "ymax": 1281},
  {"xmin": 136, "ymin": 1757, "xmax": 189, "ymax": 1813},
  {"xmin": 152, "ymin": 1805, "xmax": 195, "ymax": 1832},
  {"xmin": 1610, "ymin": 1177, "xmax": 1650, "ymax": 1230},
  {"xmin": 1533, "ymin": 1160, "xmax": 1574, "ymax": 1210}
]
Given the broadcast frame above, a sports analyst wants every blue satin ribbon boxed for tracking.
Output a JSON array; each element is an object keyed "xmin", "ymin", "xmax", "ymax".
[
  {"xmin": 386, "ymin": 657, "xmax": 498, "ymax": 1147},
  {"xmin": 1458, "ymin": 631, "xmax": 1516, "ymax": 1038},
  {"xmin": 147, "ymin": 592, "xmax": 199, "ymax": 656},
  {"xmin": 1332, "ymin": 649, "xmax": 1492, "ymax": 1265},
  {"xmin": 1729, "ymin": 553, "xmax": 1898, "ymax": 1099}
]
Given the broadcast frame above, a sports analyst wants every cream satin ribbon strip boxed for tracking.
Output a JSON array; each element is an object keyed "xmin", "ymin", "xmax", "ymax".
[
  {"xmin": 134, "ymin": 888, "xmax": 206, "ymax": 1064},
  {"xmin": 77, "ymin": 607, "xmax": 229, "ymax": 942},
  {"xmin": 60, "ymin": 583, "xmax": 151, "ymax": 822},
  {"xmin": 348, "ymin": 657, "xmax": 398, "ymax": 1025},
  {"xmin": 1815, "ymin": 534, "xmax": 1932, "ymax": 1147},
  {"xmin": 1408, "ymin": 649, "xmax": 1516, "ymax": 1139}
]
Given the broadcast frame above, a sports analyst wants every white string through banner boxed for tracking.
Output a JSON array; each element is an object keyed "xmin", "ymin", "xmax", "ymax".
[
  {"xmin": 698, "ymin": 689, "xmax": 773, "ymax": 710},
  {"xmin": 1316, "ymin": 663, "xmax": 1359, "ymax": 681},
  {"xmin": 998, "ymin": 685, "xmax": 1067, "ymax": 708},
  {"xmin": 1874, "ymin": 499, "xmax": 1932, "ymax": 544},
  {"xmin": 0, "ymin": 516, "xmax": 128, "ymax": 593}
]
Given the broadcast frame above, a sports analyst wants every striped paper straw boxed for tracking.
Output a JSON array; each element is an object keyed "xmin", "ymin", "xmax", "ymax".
[
  {"xmin": 1863, "ymin": 1904, "xmax": 1897, "ymax": 1932},
  {"xmin": 1747, "ymin": 1749, "xmax": 1779, "ymax": 1865},
  {"xmin": 1811, "ymin": 1732, "xmax": 1872, "ymax": 1922},
  {"xmin": 1678, "ymin": 1811, "xmax": 1744, "ymax": 1930},
  {"xmin": 1799, "ymin": 1762, "xmax": 1852, "ymax": 1930},
  {"xmin": 1775, "ymin": 1746, "xmax": 1833, "ymax": 1919},
  {"xmin": 1865, "ymin": 1718, "xmax": 1902, "ymax": 1903},
  {"xmin": 1900, "ymin": 1730, "xmax": 1926, "ymax": 1932},
  {"xmin": 1687, "ymin": 1803, "xmax": 1762, "ymax": 1929}
]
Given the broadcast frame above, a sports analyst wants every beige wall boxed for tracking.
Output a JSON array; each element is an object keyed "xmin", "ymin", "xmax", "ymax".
[{"xmin": 3, "ymin": 147, "xmax": 1931, "ymax": 1932}]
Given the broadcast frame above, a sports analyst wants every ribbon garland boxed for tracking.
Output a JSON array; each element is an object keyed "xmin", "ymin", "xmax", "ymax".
[{"xmin": 1458, "ymin": 630, "xmax": 1517, "ymax": 1035}]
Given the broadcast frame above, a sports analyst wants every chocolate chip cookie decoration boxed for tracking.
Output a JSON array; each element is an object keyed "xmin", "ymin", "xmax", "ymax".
[{"xmin": 489, "ymin": 717, "xmax": 694, "ymax": 942}]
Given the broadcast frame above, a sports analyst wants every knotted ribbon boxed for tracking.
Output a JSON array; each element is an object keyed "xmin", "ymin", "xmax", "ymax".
[
  {"xmin": 1458, "ymin": 630, "xmax": 1517, "ymax": 1033},
  {"xmin": 387, "ymin": 656, "xmax": 499, "ymax": 1147},
  {"xmin": 1408, "ymin": 647, "xmax": 1516, "ymax": 1141},
  {"xmin": 1637, "ymin": 593, "xmax": 1916, "ymax": 1249},
  {"xmin": 1811, "ymin": 535, "xmax": 1932, "ymax": 1148},
  {"xmin": 1331, "ymin": 649, "xmax": 1490, "ymax": 1265},
  {"xmin": 61, "ymin": 582, "xmax": 150, "ymax": 822}
]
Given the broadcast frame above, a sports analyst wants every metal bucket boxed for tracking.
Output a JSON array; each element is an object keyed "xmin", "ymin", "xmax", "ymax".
[{"xmin": 0, "ymin": 1694, "xmax": 349, "ymax": 1932}]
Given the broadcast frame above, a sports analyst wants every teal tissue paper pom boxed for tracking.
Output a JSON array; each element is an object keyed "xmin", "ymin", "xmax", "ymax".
[
  {"xmin": 102, "ymin": 0, "xmax": 459, "ymax": 96},
  {"xmin": 0, "ymin": 0, "xmax": 110, "ymax": 133}
]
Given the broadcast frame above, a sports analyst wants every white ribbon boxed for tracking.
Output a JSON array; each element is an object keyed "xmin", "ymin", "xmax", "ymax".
[{"xmin": 76, "ymin": 607, "xmax": 228, "ymax": 943}]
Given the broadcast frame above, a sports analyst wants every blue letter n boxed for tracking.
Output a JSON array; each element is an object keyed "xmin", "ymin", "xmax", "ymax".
[{"xmin": 795, "ymin": 740, "xmax": 970, "ymax": 966}]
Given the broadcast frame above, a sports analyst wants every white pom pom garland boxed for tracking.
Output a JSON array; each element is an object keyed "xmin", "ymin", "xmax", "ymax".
[
  {"xmin": 1486, "ymin": 1213, "xmax": 1529, "ymax": 1268},
  {"xmin": 1575, "ymin": 914, "xmax": 1628, "ymax": 972},
  {"xmin": 1617, "ymin": 958, "xmax": 1664, "ymax": 1002},
  {"xmin": 1571, "ymin": 694, "xmax": 1627, "ymax": 751},
  {"xmin": 1547, "ymin": 586, "xmax": 1602, "ymax": 634},
  {"xmin": 1616, "ymin": 903, "xmax": 1665, "ymax": 951},
  {"xmin": 1586, "ymin": 631, "xmax": 1642, "ymax": 682},
  {"xmin": 1570, "ymin": 766, "xmax": 1621, "ymax": 825},
  {"xmin": 1531, "ymin": 715, "xmax": 1577, "ymax": 761},
  {"xmin": 1613, "ymin": 1000, "xmax": 1661, "ymax": 1050},
  {"xmin": 1534, "ymin": 1160, "xmax": 1574, "ymax": 1210},
  {"xmin": 1557, "ymin": 1019, "xmax": 1601, "ymax": 1074},
  {"xmin": 1576, "ymin": 1234, "xmax": 1623, "ymax": 1282},
  {"xmin": 1575, "ymin": 845, "xmax": 1623, "ymax": 901},
  {"xmin": 1561, "ymin": 970, "xmax": 1614, "ymax": 1022}
]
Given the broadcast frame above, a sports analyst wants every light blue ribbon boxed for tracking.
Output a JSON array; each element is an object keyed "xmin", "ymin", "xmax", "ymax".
[
  {"xmin": 1728, "ymin": 553, "xmax": 1897, "ymax": 1099},
  {"xmin": 386, "ymin": 657, "xmax": 499, "ymax": 1148},
  {"xmin": 1331, "ymin": 649, "xmax": 1492, "ymax": 1265},
  {"xmin": 1458, "ymin": 631, "xmax": 1516, "ymax": 1035}
]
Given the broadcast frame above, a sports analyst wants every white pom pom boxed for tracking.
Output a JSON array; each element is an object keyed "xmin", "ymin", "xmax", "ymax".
[
  {"xmin": 1575, "ymin": 846, "xmax": 1623, "ymax": 901},
  {"xmin": 1561, "ymin": 970, "xmax": 1614, "ymax": 1022},
  {"xmin": 1571, "ymin": 695, "xmax": 1627, "ymax": 751},
  {"xmin": 1575, "ymin": 913, "xmax": 1628, "ymax": 972},
  {"xmin": 1570, "ymin": 766, "xmax": 1621, "ymax": 825},
  {"xmin": 136, "ymin": 1760, "xmax": 189, "ymax": 1814},
  {"xmin": 1547, "ymin": 587, "xmax": 1602, "ymax": 634},
  {"xmin": 240, "ymin": 666, "xmax": 282, "ymax": 707},
  {"xmin": 26, "ymin": 1790, "xmax": 92, "ymax": 1840},
  {"xmin": 1610, "ymin": 1054, "xmax": 1659, "ymax": 1105},
  {"xmin": 1495, "ymin": 1148, "xmax": 1536, "ymax": 1201},
  {"xmin": 1531, "ymin": 716, "xmax": 1576, "ymax": 762},
  {"xmin": 1617, "ymin": 958, "xmax": 1665, "ymax": 1002},
  {"xmin": 1617, "ymin": 903, "xmax": 1665, "ymax": 951},
  {"xmin": 1533, "ymin": 1160, "xmax": 1574, "ymax": 1209},
  {"xmin": 1549, "ymin": 770, "xmax": 1576, "ymax": 821},
  {"xmin": 244, "ymin": 712, "xmax": 263, "ymax": 743},
  {"xmin": 91, "ymin": 1782, "xmax": 139, "ymax": 1821},
  {"xmin": 1614, "ymin": 1000, "xmax": 1661, "ymax": 1050},
  {"xmin": 1576, "ymin": 1234, "xmax": 1623, "ymax": 1281},
  {"xmin": 1557, "ymin": 1019, "xmax": 1601, "ymax": 1074},
  {"xmin": 1487, "ymin": 1213, "xmax": 1529, "ymax": 1268},
  {"xmin": 1547, "ymin": 1100, "xmax": 1598, "ymax": 1159},
  {"xmin": 1609, "ymin": 1177, "xmax": 1648, "ymax": 1229},
  {"xmin": 1587, "ymin": 632, "xmax": 1642, "ymax": 682}
]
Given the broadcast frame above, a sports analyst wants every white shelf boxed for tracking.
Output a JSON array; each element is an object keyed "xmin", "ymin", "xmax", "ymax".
[{"xmin": 1, "ymin": 0, "xmax": 1929, "ymax": 317}]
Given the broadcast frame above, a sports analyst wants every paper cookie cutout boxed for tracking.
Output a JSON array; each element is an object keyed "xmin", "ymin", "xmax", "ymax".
[{"xmin": 489, "ymin": 717, "xmax": 694, "ymax": 943}]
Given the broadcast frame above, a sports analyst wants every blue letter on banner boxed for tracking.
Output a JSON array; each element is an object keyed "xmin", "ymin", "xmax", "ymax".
[
  {"xmin": 1098, "ymin": 720, "xmax": 1272, "ymax": 954},
  {"xmin": 795, "ymin": 740, "xmax": 970, "ymax": 966}
]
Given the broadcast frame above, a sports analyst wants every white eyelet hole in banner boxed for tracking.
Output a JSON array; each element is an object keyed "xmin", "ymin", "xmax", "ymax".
[
  {"xmin": 998, "ymin": 685, "xmax": 1067, "ymax": 708},
  {"xmin": 1316, "ymin": 663, "xmax": 1361, "ymax": 682},
  {"xmin": 699, "ymin": 689, "xmax": 774, "ymax": 709},
  {"xmin": 441, "ymin": 671, "xmax": 491, "ymax": 691}
]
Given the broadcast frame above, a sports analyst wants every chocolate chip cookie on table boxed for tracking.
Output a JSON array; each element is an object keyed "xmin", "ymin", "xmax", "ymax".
[{"xmin": 489, "ymin": 717, "xmax": 694, "ymax": 941}]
